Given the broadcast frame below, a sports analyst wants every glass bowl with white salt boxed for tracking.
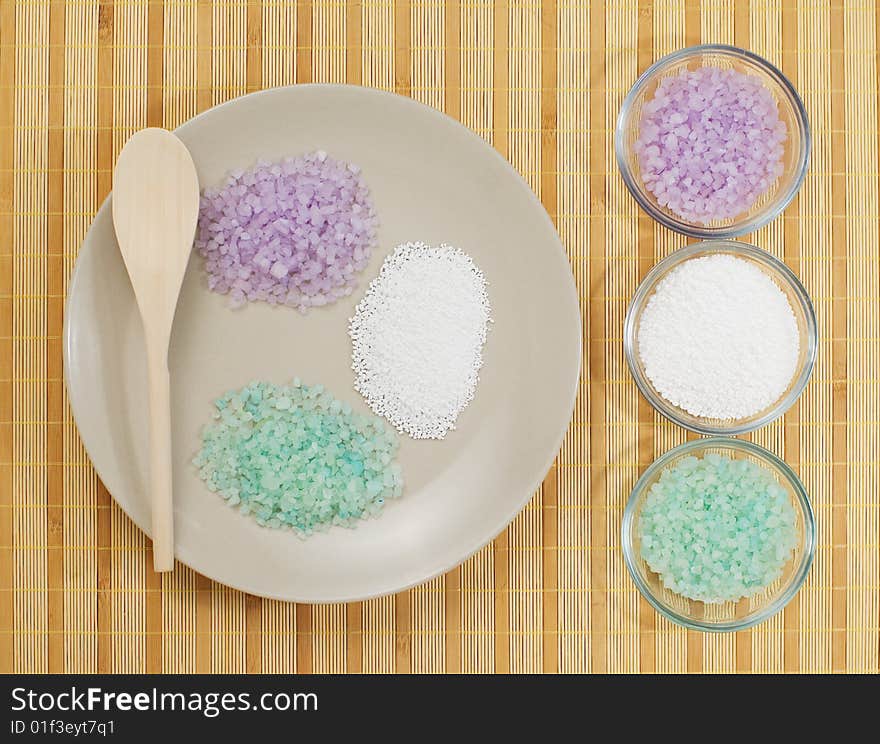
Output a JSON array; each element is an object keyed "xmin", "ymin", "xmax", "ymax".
[
  {"xmin": 622, "ymin": 438, "xmax": 815, "ymax": 632},
  {"xmin": 615, "ymin": 44, "xmax": 810, "ymax": 239},
  {"xmin": 623, "ymin": 240, "xmax": 817, "ymax": 435}
]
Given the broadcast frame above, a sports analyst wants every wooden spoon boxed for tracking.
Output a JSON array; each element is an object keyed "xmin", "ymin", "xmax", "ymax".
[{"xmin": 112, "ymin": 128, "xmax": 200, "ymax": 572}]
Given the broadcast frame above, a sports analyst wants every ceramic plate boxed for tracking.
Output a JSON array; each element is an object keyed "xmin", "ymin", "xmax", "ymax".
[{"xmin": 64, "ymin": 85, "xmax": 581, "ymax": 602}]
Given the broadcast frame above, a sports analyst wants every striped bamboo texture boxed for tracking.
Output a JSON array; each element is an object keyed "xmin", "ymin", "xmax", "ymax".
[{"xmin": 1, "ymin": 0, "xmax": 878, "ymax": 674}]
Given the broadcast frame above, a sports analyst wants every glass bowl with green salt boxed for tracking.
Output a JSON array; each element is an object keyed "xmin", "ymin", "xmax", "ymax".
[{"xmin": 622, "ymin": 438, "xmax": 815, "ymax": 632}]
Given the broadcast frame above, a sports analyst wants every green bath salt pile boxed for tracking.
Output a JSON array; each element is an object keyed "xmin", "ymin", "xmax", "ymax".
[
  {"xmin": 639, "ymin": 454, "xmax": 797, "ymax": 603},
  {"xmin": 193, "ymin": 379, "xmax": 403, "ymax": 534}
]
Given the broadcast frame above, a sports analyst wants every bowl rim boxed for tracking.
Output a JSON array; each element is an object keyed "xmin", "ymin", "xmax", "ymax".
[
  {"xmin": 614, "ymin": 43, "xmax": 812, "ymax": 239},
  {"xmin": 621, "ymin": 437, "xmax": 817, "ymax": 632},
  {"xmin": 623, "ymin": 239, "xmax": 818, "ymax": 435}
]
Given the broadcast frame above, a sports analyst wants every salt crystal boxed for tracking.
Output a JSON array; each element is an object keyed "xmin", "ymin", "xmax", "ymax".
[
  {"xmin": 349, "ymin": 242, "xmax": 493, "ymax": 440},
  {"xmin": 639, "ymin": 453, "xmax": 798, "ymax": 603},
  {"xmin": 194, "ymin": 152, "xmax": 378, "ymax": 311},
  {"xmin": 637, "ymin": 254, "xmax": 800, "ymax": 420},
  {"xmin": 193, "ymin": 380, "xmax": 403, "ymax": 535},
  {"xmin": 633, "ymin": 66, "xmax": 788, "ymax": 224}
]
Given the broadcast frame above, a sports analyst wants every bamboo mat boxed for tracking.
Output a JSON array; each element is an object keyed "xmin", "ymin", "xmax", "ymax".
[{"xmin": 1, "ymin": 0, "xmax": 878, "ymax": 674}]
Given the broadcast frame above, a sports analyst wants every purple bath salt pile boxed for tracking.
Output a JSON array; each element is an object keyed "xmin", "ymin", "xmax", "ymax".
[
  {"xmin": 634, "ymin": 66, "xmax": 787, "ymax": 225},
  {"xmin": 195, "ymin": 151, "xmax": 378, "ymax": 311}
]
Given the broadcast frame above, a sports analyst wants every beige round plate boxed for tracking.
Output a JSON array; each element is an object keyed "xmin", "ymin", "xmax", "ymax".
[{"xmin": 64, "ymin": 85, "xmax": 581, "ymax": 602}]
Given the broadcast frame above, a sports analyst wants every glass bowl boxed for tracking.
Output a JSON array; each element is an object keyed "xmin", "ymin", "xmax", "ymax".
[
  {"xmin": 615, "ymin": 44, "xmax": 810, "ymax": 238},
  {"xmin": 623, "ymin": 240, "xmax": 817, "ymax": 435},
  {"xmin": 622, "ymin": 438, "xmax": 815, "ymax": 632}
]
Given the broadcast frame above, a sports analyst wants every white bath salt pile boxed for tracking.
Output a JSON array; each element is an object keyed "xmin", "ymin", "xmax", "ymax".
[
  {"xmin": 349, "ymin": 242, "xmax": 492, "ymax": 440},
  {"xmin": 638, "ymin": 254, "xmax": 799, "ymax": 420}
]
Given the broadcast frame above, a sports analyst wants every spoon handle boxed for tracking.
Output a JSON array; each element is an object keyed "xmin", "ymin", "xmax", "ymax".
[{"xmin": 146, "ymin": 341, "xmax": 174, "ymax": 572}]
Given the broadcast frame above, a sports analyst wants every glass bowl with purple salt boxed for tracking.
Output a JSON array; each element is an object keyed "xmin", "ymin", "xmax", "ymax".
[
  {"xmin": 616, "ymin": 44, "xmax": 810, "ymax": 238},
  {"xmin": 622, "ymin": 438, "xmax": 815, "ymax": 632}
]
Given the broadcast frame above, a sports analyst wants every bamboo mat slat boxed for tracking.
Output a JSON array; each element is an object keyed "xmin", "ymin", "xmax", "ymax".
[{"xmin": 1, "ymin": 0, "xmax": 878, "ymax": 674}]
